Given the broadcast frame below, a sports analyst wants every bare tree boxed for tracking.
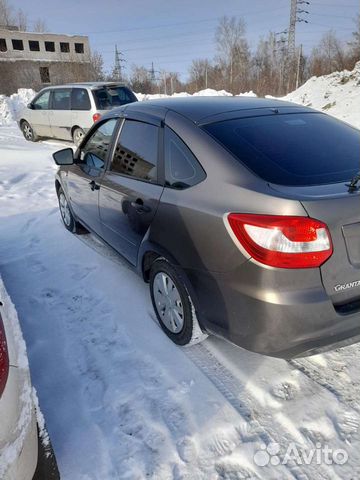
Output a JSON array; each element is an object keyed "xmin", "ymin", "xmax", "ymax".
[
  {"xmin": 90, "ymin": 51, "xmax": 105, "ymax": 81},
  {"xmin": 348, "ymin": 14, "xmax": 360, "ymax": 66},
  {"xmin": 33, "ymin": 18, "xmax": 47, "ymax": 32},
  {"xmin": 188, "ymin": 58, "xmax": 212, "ymax": 91},
  {"xmin": 16, "ymin": 8, "xmax": 27, "ymax": 31},
  {"xmin": 253, "ymin": 32, "xmax": 287, "ymax": 96},
  {"xmin": 215, "ymin": 16, "xmax": 251, "ymax": 93},
  {"xmin": 308, "ymin": 30, "xmax": 347, "ymax": 77},
  {"xmin": 128, "ymin": 65, "xmax": 155, "ymax": 93},
  {"xmin": 0, "ymin": 0, "xmax": 14, "ymax": 26}
]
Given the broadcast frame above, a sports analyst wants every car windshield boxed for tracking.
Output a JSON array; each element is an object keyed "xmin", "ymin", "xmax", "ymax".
[
  {"xmin": 93, "ymin": 86, "xmax": 137, "ymax": 110},
  {"xmin": 203, "ymin": 112, "xmax": 360, "ymax": 186}
]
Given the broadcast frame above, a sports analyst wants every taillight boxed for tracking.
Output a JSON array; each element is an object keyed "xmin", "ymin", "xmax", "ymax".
[
  {"xmin": 0, "ymin": 314, "xmax": 9, "ymax": 397},
  {"xmin": 227, "ymin": 214, "xmax": 333, "ymax": 269},
  {"xmin": 92, "ymin": 113, "xmax": 101, "ymax": 123}
]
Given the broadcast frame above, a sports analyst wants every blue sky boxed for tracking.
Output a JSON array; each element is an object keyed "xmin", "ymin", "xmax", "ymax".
[{"xmin": 12, "ymin": 0, "xmax": 360, "ymax": 80}]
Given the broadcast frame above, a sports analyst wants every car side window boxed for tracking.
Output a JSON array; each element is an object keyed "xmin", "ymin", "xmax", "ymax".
[
  {"xmin": 52, "ymin": 89, "xmax": 71, "ymax": 110},
  {"xmin": 71, "ymin": 88, "xmax": 91, "ymax": 111},
  {"xmin": 164, "ymin": 126, "xmax": 206, "ymax": 189},
  {"xmin": 80, "ymin": 118, "xmax": 118, "ymax": 170},
  {"xmin": 111, "ymin": 120, "xmax": 159, "ymax": 183},
  {"xmin": 33, "ymin": 91, "xmax": 50, "ymax": 110}
]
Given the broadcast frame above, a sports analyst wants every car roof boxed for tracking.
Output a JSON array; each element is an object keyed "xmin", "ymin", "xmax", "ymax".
[
  {"xmin": 42, "ymin": 82, "xmax": 129, "ymax": 90},
  {"xmin": 119, "ymin": 96, "xmax": 309, "ymax": 124}
]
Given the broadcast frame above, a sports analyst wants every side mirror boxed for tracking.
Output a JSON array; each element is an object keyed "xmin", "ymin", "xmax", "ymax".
[
  {"xmin": 53, "ymin": 148, "xmax": 74, "ymax": 166},
  {"xmin": 27, "ymin": 103, "xmax": 34, "ymax": 110}
]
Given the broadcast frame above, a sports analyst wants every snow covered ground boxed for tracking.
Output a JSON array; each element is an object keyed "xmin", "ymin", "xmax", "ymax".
[{"xmin": 0, "ymin": 66, "xmax": 359, "ymax": 479}]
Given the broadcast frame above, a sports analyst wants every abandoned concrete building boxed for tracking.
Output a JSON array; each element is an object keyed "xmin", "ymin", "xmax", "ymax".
[{"xmin": 0, "ymin": 26, "xmax": 92, "ymax": 95}]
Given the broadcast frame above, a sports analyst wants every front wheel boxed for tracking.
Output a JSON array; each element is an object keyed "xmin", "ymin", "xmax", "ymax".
[
  {"xmin": 150, "ymin": 259, "xmax": 207, "ymax": 346},
  {"xmin": 21, "ymin": 121, "xmax": 38, "ymax": 142},
  {"xmin": 57, "ymin": 187, "xmax": 85, "ymax": 234}
]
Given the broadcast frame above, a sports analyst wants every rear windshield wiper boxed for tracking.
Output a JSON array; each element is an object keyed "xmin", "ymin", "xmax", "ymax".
[{"xmin": 347, "ymin": 173, "xmax": 360, "ymax": 193}]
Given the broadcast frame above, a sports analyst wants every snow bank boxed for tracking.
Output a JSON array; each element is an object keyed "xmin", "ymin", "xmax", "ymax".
[
  {"xmin": 282, "ymin": 61, "xmax": 360, "ymax": 128},
  {"xmin": 0, "ymin": 88, "xmax": 35, "ymax": 126},
  {"xmin": 236, "ymin": 90, "xmax": 257, "ymax": 97},
  {"xmin": 136, "ymin": 87, "xmax": 233, "ymax": 101},
  {"xmin": 0, "ymin": 276, "xmax": 34, "ymax": 478}
]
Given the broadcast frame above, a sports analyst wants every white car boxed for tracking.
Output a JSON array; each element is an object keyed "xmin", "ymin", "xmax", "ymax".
[
  {"xmin": 18, "ymin": 82, "xmax": 138, "ymax": 146},
  {"xmin": 0, "ymin": 276, "xmax": 38, "ymax": 480}
]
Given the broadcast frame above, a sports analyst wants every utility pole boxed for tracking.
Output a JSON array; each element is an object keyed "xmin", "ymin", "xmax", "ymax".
[
  {"xmin": 286, "ymin": 0, "xmax": 310, "ymax": 91},
  {"xmin": 114, "ymin": 44, "xmax": 125, "ymax": 82},
  {"xmin": 205, "ymin": 66, "xmax": 208, "ymax": 89},
  {"xmin": 149, "ymin": 62, "xmax": 156, "ymax": 82},
  {"xmin": 296, "ymin": 43, "xmax": 303, "ymax": 89},
  {"xmin": 163, "ymin": 71, "xmax": 167, "ymax": 95},
  {"xmin": 287, "ymin": 0, "xmax": 297, "ymax": 62},
  {"xmin": 170, "ymin": 75, "xmax": 174, "ymax": 95}
]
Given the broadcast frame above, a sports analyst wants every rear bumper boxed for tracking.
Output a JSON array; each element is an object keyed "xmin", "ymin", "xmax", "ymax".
[{"xmin": 186, "ymin": 266, "xmax": 360, "ymax": 359}]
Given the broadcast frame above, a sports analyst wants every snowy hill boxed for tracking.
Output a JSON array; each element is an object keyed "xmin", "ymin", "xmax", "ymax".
[{"xmin": 282, "ymin": 61, "xmax": 360, "ymax": 128}]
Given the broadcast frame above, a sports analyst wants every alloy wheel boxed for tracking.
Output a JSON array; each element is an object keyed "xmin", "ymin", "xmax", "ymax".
[
  {"xmin": 74, "ymin": 129, "xmax": 84, "ymax": 147},
  {"xmin": 23, "ymin": 123, "xmax": 33, "ymax": 140},
  {"xmin": 59, "ymin": 192, "xmax": 71, "ymax": 227}
]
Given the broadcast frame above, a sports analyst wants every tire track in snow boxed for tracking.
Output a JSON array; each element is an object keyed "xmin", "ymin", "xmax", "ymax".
[
  {"xmin": 186, "ymin": 343, "xmax": 346, "ymax": 480},
  {"xmin": 288, "ymin": 357, "xmax": 360, "ymax": 414}
]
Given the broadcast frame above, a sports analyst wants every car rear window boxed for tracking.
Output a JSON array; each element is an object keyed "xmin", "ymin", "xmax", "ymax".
[
  {"xmin": 203, "ymin": 112, "xmax": 360, "ymax": 186},
  {"xmin": 93, "ymin": 86, "xmax": 137, "ymax": 110}
]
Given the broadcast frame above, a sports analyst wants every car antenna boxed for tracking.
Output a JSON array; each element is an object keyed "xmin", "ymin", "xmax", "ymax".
[{"xmin": 346, "ymin": 172, "xmax": 360, "ymax": 193}]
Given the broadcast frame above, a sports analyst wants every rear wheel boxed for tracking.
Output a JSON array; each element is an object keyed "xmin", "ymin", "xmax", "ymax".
[
  {"xmin": 21, "ymin": 120, "xmax": 38, "ymax": 142},
  {"xmin": 150, "ymin": 259, "xmax": 207, "ymax": 346},
  {"xmin": 72, "ymin": 127, "xmax": 85, "ymax": 147}
]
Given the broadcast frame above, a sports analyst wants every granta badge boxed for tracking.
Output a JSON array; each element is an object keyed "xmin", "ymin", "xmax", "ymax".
[{"xmin": 334, "ymin": 280, "xmax": 360, "ymax": 292}]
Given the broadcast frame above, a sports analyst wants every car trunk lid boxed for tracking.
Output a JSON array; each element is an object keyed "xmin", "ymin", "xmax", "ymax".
[{"xmin": 270, "ymin": 182, "xmax": 360, "ymax": 308}]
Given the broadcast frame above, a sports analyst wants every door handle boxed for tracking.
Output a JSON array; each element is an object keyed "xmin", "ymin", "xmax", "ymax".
[
  {"xmin": 89, "ymin": 180, "xmax": 100, "ymax": 191},
  {"xmin": 130, "ymin": 199, "xmax": 151, "ymax": 214}
]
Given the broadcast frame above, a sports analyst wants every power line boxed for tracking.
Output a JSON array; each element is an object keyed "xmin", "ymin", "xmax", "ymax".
[
  {"xmin": 79, "ymin": 5, "xmax": 290, "ymax": 36},
  {"xmin": 308, "ymin": 22, "xmax": 355, "ymax": 30},
  {"xmin": 310, "ymin": 12, "xmax": 358, "ymax": 19},
  {"xmin": 310, "ymin": 1, "xmax": 359, "ymax": 7}
]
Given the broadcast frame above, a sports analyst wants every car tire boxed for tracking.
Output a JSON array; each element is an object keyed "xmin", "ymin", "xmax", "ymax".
[
  {"xmin": 149, "ymin": 259, "xmax": 207, "ymax": 346},
  {"xmin": 57, "ymin": 186, "xmax": 86, "ymax": 234},
  {"xmin": 21, "ymin": 120, "xmax": 38, "ymax": 142},
  {"xmin": 72, "ymin": 127, "xmax": 85, "ymax": 147}
]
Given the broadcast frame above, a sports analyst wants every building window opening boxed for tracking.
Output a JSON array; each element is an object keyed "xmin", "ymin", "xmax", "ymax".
[
  {"xmin": 45, "ymin": 41, "xmax": 55, "ymax": 52},
  {"xmin": 29, "ymin": 40, "xmax": 40, "ymax": 51},
  {"xmin": 74, "ymin": 43, "xmax": 84, "ymax": 54},
  {"xmin": 60, "ymin": 42, "xmax": 70, "ymax": 53},
  {"xmin": 40, "ymin": 66, "xmax": 50, "ymax": 83},
  {"xmin": 12, "ymin": 39, "xmax": 24, "ymax": 50},
  {"xmin": 0, "ymin": 39, "xmax": 7, "ymax": 52}
]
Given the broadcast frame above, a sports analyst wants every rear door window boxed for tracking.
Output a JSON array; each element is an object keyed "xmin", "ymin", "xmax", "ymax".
[
  {"xmin": 93, "ymin": 86, "xmax": 137, "ymax": 110},
  {"xmin": 52, "ymin": 89, "xmax": 71, "ymax": 110},
  {"xmin": 111, "ymin": 120, "xmax": 159, "ymax": 183},
  {"xmin": 71, "ymin": 88, "xmax": 91, "ymax": 110},
  {"xmin": 203, "ymin": 113, "xmax": 360, "ymax": 186}
]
